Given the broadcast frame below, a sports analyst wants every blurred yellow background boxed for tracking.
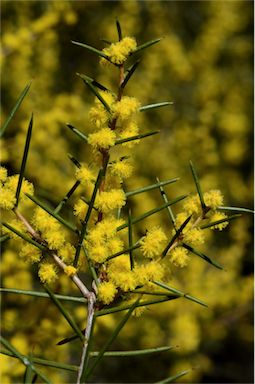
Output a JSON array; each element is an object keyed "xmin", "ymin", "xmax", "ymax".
[{"xmin": 1, "ymin": 1, "xmax": 253, "ymax": 383}]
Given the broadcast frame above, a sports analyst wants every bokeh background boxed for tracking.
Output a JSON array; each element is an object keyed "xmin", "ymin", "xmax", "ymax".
[{"xmin": 1, "ymin": 1, "xmax": 253, "ymax": 383}]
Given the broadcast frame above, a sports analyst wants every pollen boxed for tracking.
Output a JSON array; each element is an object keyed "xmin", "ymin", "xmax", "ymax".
[
  {"xmin": 98, "ymin": 281, "xmax": 117, "ymax": 305},
  {"xmin": 102, "ymin": 37, "xmax": 137, "ymax": 65},
  {"xmin": 170, "ymin": 246, "xmax": 190, "ymax": 268},
  {"xmin": 75, "ymin": 164, "xmax": 94, "ymax": 185},
  {"xmin": 140, "ymin": 226, "xmax": 167, "ymax": 258},
  {"xmin": 38, "ymin": 262, "xmax": 58, "ymax": 284},
  {"xmin": 95, "ymin": 189, "xmax": 126, "ymax": 213},
  {"xmin": 204, "ymin": 190, "xmax": 224, "ymax": 209},
  {"xmin": 88, "ymin": 128, "xmax": 116, "ymax": 149}
]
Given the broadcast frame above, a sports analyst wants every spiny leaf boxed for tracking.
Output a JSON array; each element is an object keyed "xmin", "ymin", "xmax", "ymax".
[
  {"xmin": 74, "ymin": 165, "xmax": 107, "ymax": 267},
  {"xmin": 96, "ymin": 296, "xmax": 179, "ymax": 317},
  {"xmin": 121, "ymin": 60, "xmax": 140, "ymax": 89},
  {"xmin": 54, "ymin": 180, "xmax": 81, "ymax": 215},
  {"xmin": 90, "ymin": 346, "xmax": 175, "ymax": 357},
  {"xmin": 25, "ymin": 194, "xmax": 78, "ymax": 233},
  {"xmin": 0, "ymin": 82, "xmax": 31, "ymax": 138},
  {"xmin": 0, "ymin": 234, "xmax": 10, "ymax": 243},
  {"xmin": 74, "ymin": 73, "xmax": 110, "ymax": 92},
  {"xmin": 84, "ymin": 298, "xmax": 140, "ymax": 380},
  {"xmin": 68, "ymin": 153, "xmax": 81, "ymax": 169},
  {"xmin": 1, "ymin": 222, "xmax": 46, "ymax": 251},
  {"xmin": 153, "ymin": 281, "xmax": 207, "ymax": 307},
  {"xmin": 71, "ymin": 40, "xmax": 110, "ymax": 60},
  {"xmin": 115, "ymin": 130, "xmax": 160, "ymax": 146},
  {"xmin": 189, "ymin": 160, "xmax": 206, "ymax": 210},
  {"xmin": 155, "ymin": 369, "xmax": 191, "ymax": 384},
  {"xmin": 201, "ymin": 214, "xmax": 241, "ymax": 230},
  {"xmin": 15, "ymin": 113, "xmax": 33, "ymax": 208},
  {"xmin": 77, "ymin": 74, "xmax": 112, "ymax": 113},
  {"xmin": 156, "ymin": 177, "xmax": 176, "ymax": 226},
  {"xmin": 162, "ymin": 215, "xmax": 192, "ymax": 258},
  {"xmin": 116, "ymin": 19, "xmax": 122, "ymax": 41},
  {"xmin": 43, "ymin": 285, "xmax": 84, "ymax": 343},
  {"xmin": 1, "ymin": 349, "xmax": 78, "ymax": 372},
  {"xmin": 218, "ymin": 206, "xmax": 254, "ymax": 214},
  {"xmin": 66, "ymin": 123, "xmax": 88, "ymax": 142},
  {"xmin": 126, "ymin": 177, "xmax": 179, "ymax": 198},
  {"xmin": 117, "ymin": 194, "xmax": 188, "ymax": 231},
  {"xmin": 0, "ymin": 336, "xmax": 51, "ymax": 383},
  {"xmin": 132, "ymin": 38, "xmax": 161, "ymax": 54},
  {"xmin": 183, "ymin": 243, "xmax": 223, "ymax": 270},
  {"xmin": 0, "ymin": 287, "xmax": 86, "ymax": 303},
  {"xmin": 128, "ymin": 209, "xmax": 134, "ymax": 270},
  {"xmin": 139, "ymin": 102, "xmax": 173, "ymax": 112},
  {"xmin": 106, "ymin": 243, "xmax": 141, "ymax": 261}
]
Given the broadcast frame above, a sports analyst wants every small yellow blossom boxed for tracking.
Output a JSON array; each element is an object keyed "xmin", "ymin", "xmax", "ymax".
[
  {"xmin": 98, "ymin": 281, "xmax": 117, "ymax": 305},
  {"xmin": 170, "ymin": 247, "xmax": 190, "ymax": 268},
  {"xmin": 184, "ymin": 228, "xmax": 205, "ymax": 246},
  {"xmin": 32, "ymin": 207, "xmax": 60, "ymax": 233},
  {"xmin": 44, "ymin": 230, "xmax": 66, "ymax": 250},
  {"xmin": 38, "ymin": 262, "xmax": 58, "ymax": 284},
  {"xmin": 88, "ymin": 128, "xmax": 116, "ymax": 149},
  {"xmin": 110, "ymin": 159, "xmax": 133, "ymax": 179},
  {"xmin": 140, "ymin": 227, "xmax": 167, "ymax": 258},
  {"xmin": 113, "ymin": 96, "xmax": 140, "ymax": 122},
  {"xmin": 88, "ymin": 244, "xmax": 109, "ymax": 263},
  {"xmin": 175, "ymin": 212, "xmax": 193, "ymax": 230},
  {"xmin": 118, "ymin": 121, "xmax": 140, "ymax": 147},
  {"xmin": 0, "ymin": 187, "xmax": 16, "ymax": 210},
  {"xmin": 89, "ymin": 106, "xmax": 108, "ymax": 128},
  {"xmin": 64, "ymin": 265, "xmax": 77, "ymax": 277},
  {"xmin": 209, "ymin": 211, "xmax": 229, "ymax": 230},
  {"xmin": 134, "ymin": 261, "xmax": 165, "ymax": 285},
  {"xmin": 5, "ymin": 175, "xmax": 34, "ymax": 199},
  {"xmin": 107, "ymin": 237, "xmax": 124, "ymax": 254},
  {"xmin": 58, "ymin": 243, "xmax": 75, "ymax": 263},
  {"xmin": 75, "ymin": 164, "xmax": 94, "ymax": 185},
  {"xmin": 102, "ymin": 37, "xmax": 137, "ymax": 65},
  {"xmin": 73, "ymin": 199, "xmax": 88, "ymax": 220},
  {"xmin": 19, "ymin": 243, "xmax": 42, "ymax": 264},
  {"xmin": 183, "ymin": 195, "xmax": 200, "ymax": 215},
  {"xmin": 95, "ymin": 189, "xmax": 126, "ymax": 213},
  {"xmin": 107, "ymin": 255, "xmax": 137, "ymax": 291},
  {"xmin": 204, "ymin": 189, "xmax": 224, "ymax": 209},
  {"xmin": 0, "ymin": 167, "xmax": 7, "ymax": 184}
]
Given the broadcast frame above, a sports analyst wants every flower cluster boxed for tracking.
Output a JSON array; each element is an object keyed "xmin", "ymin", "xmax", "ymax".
[{"xmin": 101, "ymin": 37, "xmax": 137, "ymax": 65}]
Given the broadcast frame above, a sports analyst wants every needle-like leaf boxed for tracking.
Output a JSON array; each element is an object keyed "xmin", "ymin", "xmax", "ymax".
[
  {"xmin": 117, "ymin": 195, "xmax": 188, "ymax": 231},
  {"xmin": 43, "ymin": 285, "xmax": 84, "ymax": 343},
  {"xmin": 0, "ymin": 82, "xmax": 31, "ymax": 138},
  {"xmin": 54, "ymin": 180, "xmax": 81, "ymax": 215},
  {"xmin": 183, "ymin": 243, "xmax": 223, "ymax": 270},
  {"xmin": 1, "ymin": 222, "xmax": 46, "ymax": 251},
  {"xmin": 156, "ymin": 177, "xmax": 176, "ymax": 226},
  {"xmin": 71, "ymin": 41, "xmax": 110, "ymax": 60},
  {"xmin": 132, "ymin": 38, "xmax": 161, "ymax": 54},
  {"xmin": 115, "ymin": 130, "xmax": 160, "ymax": 146},
  {"xmin": 74, "ymin": 73, "xmax": 110, "ymax": 92},
  {"xmin": 128, "ymin": 209, "xmax": 134, "ymax": 269},
  {"xmin": 116, "ymin": 19, "xmax": 122, "ymax": 41},
  {"xmin": 162, "ymin": 215, "xmax": 192, "ymax": 258},
  {"xmin": 25, "ymin": 194, "xmax": 78, "ymax": 233},
  {"xmin": 189, "ymin": 160, "xmax": 206, "ymax": 211},
  {"xmin": 0, "ymin": 288, "xmax": 86, "ymax": 303},
  {"xmin": 121, "ymin": 60, "xmax": 140, "ymax": 90},
  {"xmin": 15, "ymin": 114, "xmax": 33, "ymax": 208},
  {"xmin": 139, "ymin": 102, "xmax": 173, "ymax": 112},
  {"xmin": 153, "ymin": 281, "xmax": 207, "ymax": 307},
  {"xmin": 126, "ymin": 177, "xmax": 179, "ymax": 198},
  {"xmin": 155, "ymin": 369, "xmax": 191, "ymax": 384},
  {"xmin": 200, "ymin": 214, "xmax": 241, "ymax": 229},
  {"xmin": 218, "ymin": 206, "xmax": 254, "ymax": 214},
  {"xmin": 66, "ymin": 123, "xmax": 88, "ymax": 141}
]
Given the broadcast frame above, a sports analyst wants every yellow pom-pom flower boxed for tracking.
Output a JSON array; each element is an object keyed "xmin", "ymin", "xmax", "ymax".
[
  {"xmin": 0, "ymin": 167, "xmax": 7, "ymax": 184},
  {"xmin": 59, "ymin": 243, "xmax": 75, "ymax": 264},
  {"xmin": 44, "ymin": 230, "xmax": 66, "ymax": 250},
  {"xmin": 73, "ymin": 199, "xmax": 88, "ymax": 220},
  {"xmin": 184, "ymin": 228, "xmax": 205, "ymax": 246},
  {"xmin": 88, "ymin": 244, "xmax": 109, "ymax": 263},
  {"xmin": 19, "ymin": 244, "xmax": 42, "ymax": 264},
  {"xmin": 98, "ymin": 281, "xmax": 117, "ymax": 305},
  {"xmin": 64, "ymin": 265, "xmax": 77, "ymax": 277},
  {"xmin": 170, "ymin": 247, "xmax": 190, "ymax": 268},
  {"xmin": 140, "ymin": 227, "xmax": 167, "ymax": 258},
  {"xmin": 95, "ymin": 189, "xmax": 126, "ymax": 213},
  {"xmin": 0, "ymin": 187, "xmax": 16, "ymax": 210},
  {"xmin": 204, "ymin": 189, "xmax": 224, "ymax": 209},
  {"xmin": 118, "ymin": 121, "xmax": 140, "ymax": 147},
  {"xmin": 183, "ymin": 195, "xmax": 200, "ymax": 215},
  {"xmin": 75, "ymin": 164, "xmax": 94, "ymax": 185},
  {"xmin": 102, "ymin": 37, "xmax": 137, "ymax": 65},
  {"xmin": 110, "ymin": 159, "xmax": 133, "ymax": 180},
  {"xmin": 113, "ymin": 96, "xmax": 140, "ymax": 122},
  {"xmin": 88, "ymin": 128, "xmax": 116, "ymax": 149},
  {"xmin": 209, "ymin": 211, "xmax": 229, "ymax": 230},
  {"xmin": 134, "ymin": 261, "xmax": 165, "ymax": 285},
  {"xmin": 38, "ymin": 262, "xmax": 58, "ymax": 284}
]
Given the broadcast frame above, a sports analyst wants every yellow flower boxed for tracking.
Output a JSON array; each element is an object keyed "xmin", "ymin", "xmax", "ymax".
[
  {"xmin": 113, "ymin": 96, "xmax": 140, "ymax": 122},
  {"xmin": 89, "ymin": 105, "xmax": 109, "ymax": 129},
  {"xmin": 170, "ymin": 247, "xmax": 190, "ymax": 268},
  {"xmin": 110, "ymin": 159, "xmax": 133, "ymax": 179},
  {"xmin": 73, "ymin": 199, "xmax": 88, "ymax": 220},
  {"xmin": 58, "ymin": 243, "xmax": 75, "ymax": 263},
  {"xmin": 64, "ymin": 265, "xmax": 77, "ymax": 277},
  {"xmin": 88, "ymin": 128, "xmax": 116, "ymax": 149},
  {"xmin": 88, "ymin": 244, "xmax": 109, "ymax": 263},
  {"xmin": 44, "ymin": 230, "xmax": 66, "ymax": 250},
  {"xmin": 204, "ymin": 189, "xmax": 224, "ymax": 209},
  {"xmin": 0, "ymin": 187, "xmax": 16, "ymax": 210},
  {"xmin": 19, "ymin": 243, "xmax": 42, "ymax": 264},
  {"xmin": 140, "ymin": 226, "xmax": 167, "ymax": 258},
  {"xmin": 209, "ymin": 211, "xmax": 229, "ymax": 230},
  {"xmin": 184, "ymin": 228, "xmax": 205, "ymax": 246},
  {"xmin": 134, "ymin": 261, "xmax": 165, "ymax": 285},
  {"xmin": 95, "ymin": 189, "xmax": 126, "ymax": 213},
  {"xmin": 183, "ymin": 195, "xmax": 200, "ymax": 215},
  {"xmin": 98, "ymin": 281, "xmax": 117, "ymax": 305},
  {"xmin": 0, "ymin": 167, "xmax": 7, "ymax": 184},
  {"xmin": 102, "ymin": 37, "xmax": 137, "ymax": 65},
  {"xmin": 38, "ymin": 262, "xmax": 58, "ymax": 284},
  {"xmin": 5, "ymin": 175, "xmax": 34, "ymax": 199},
  {"xmin": 75, "ymin": 164, "xmax": 94, "ymax": 185},
  {"xmin": 118, "ymin": 121, "xmax": 140, "ymax": 148}
]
